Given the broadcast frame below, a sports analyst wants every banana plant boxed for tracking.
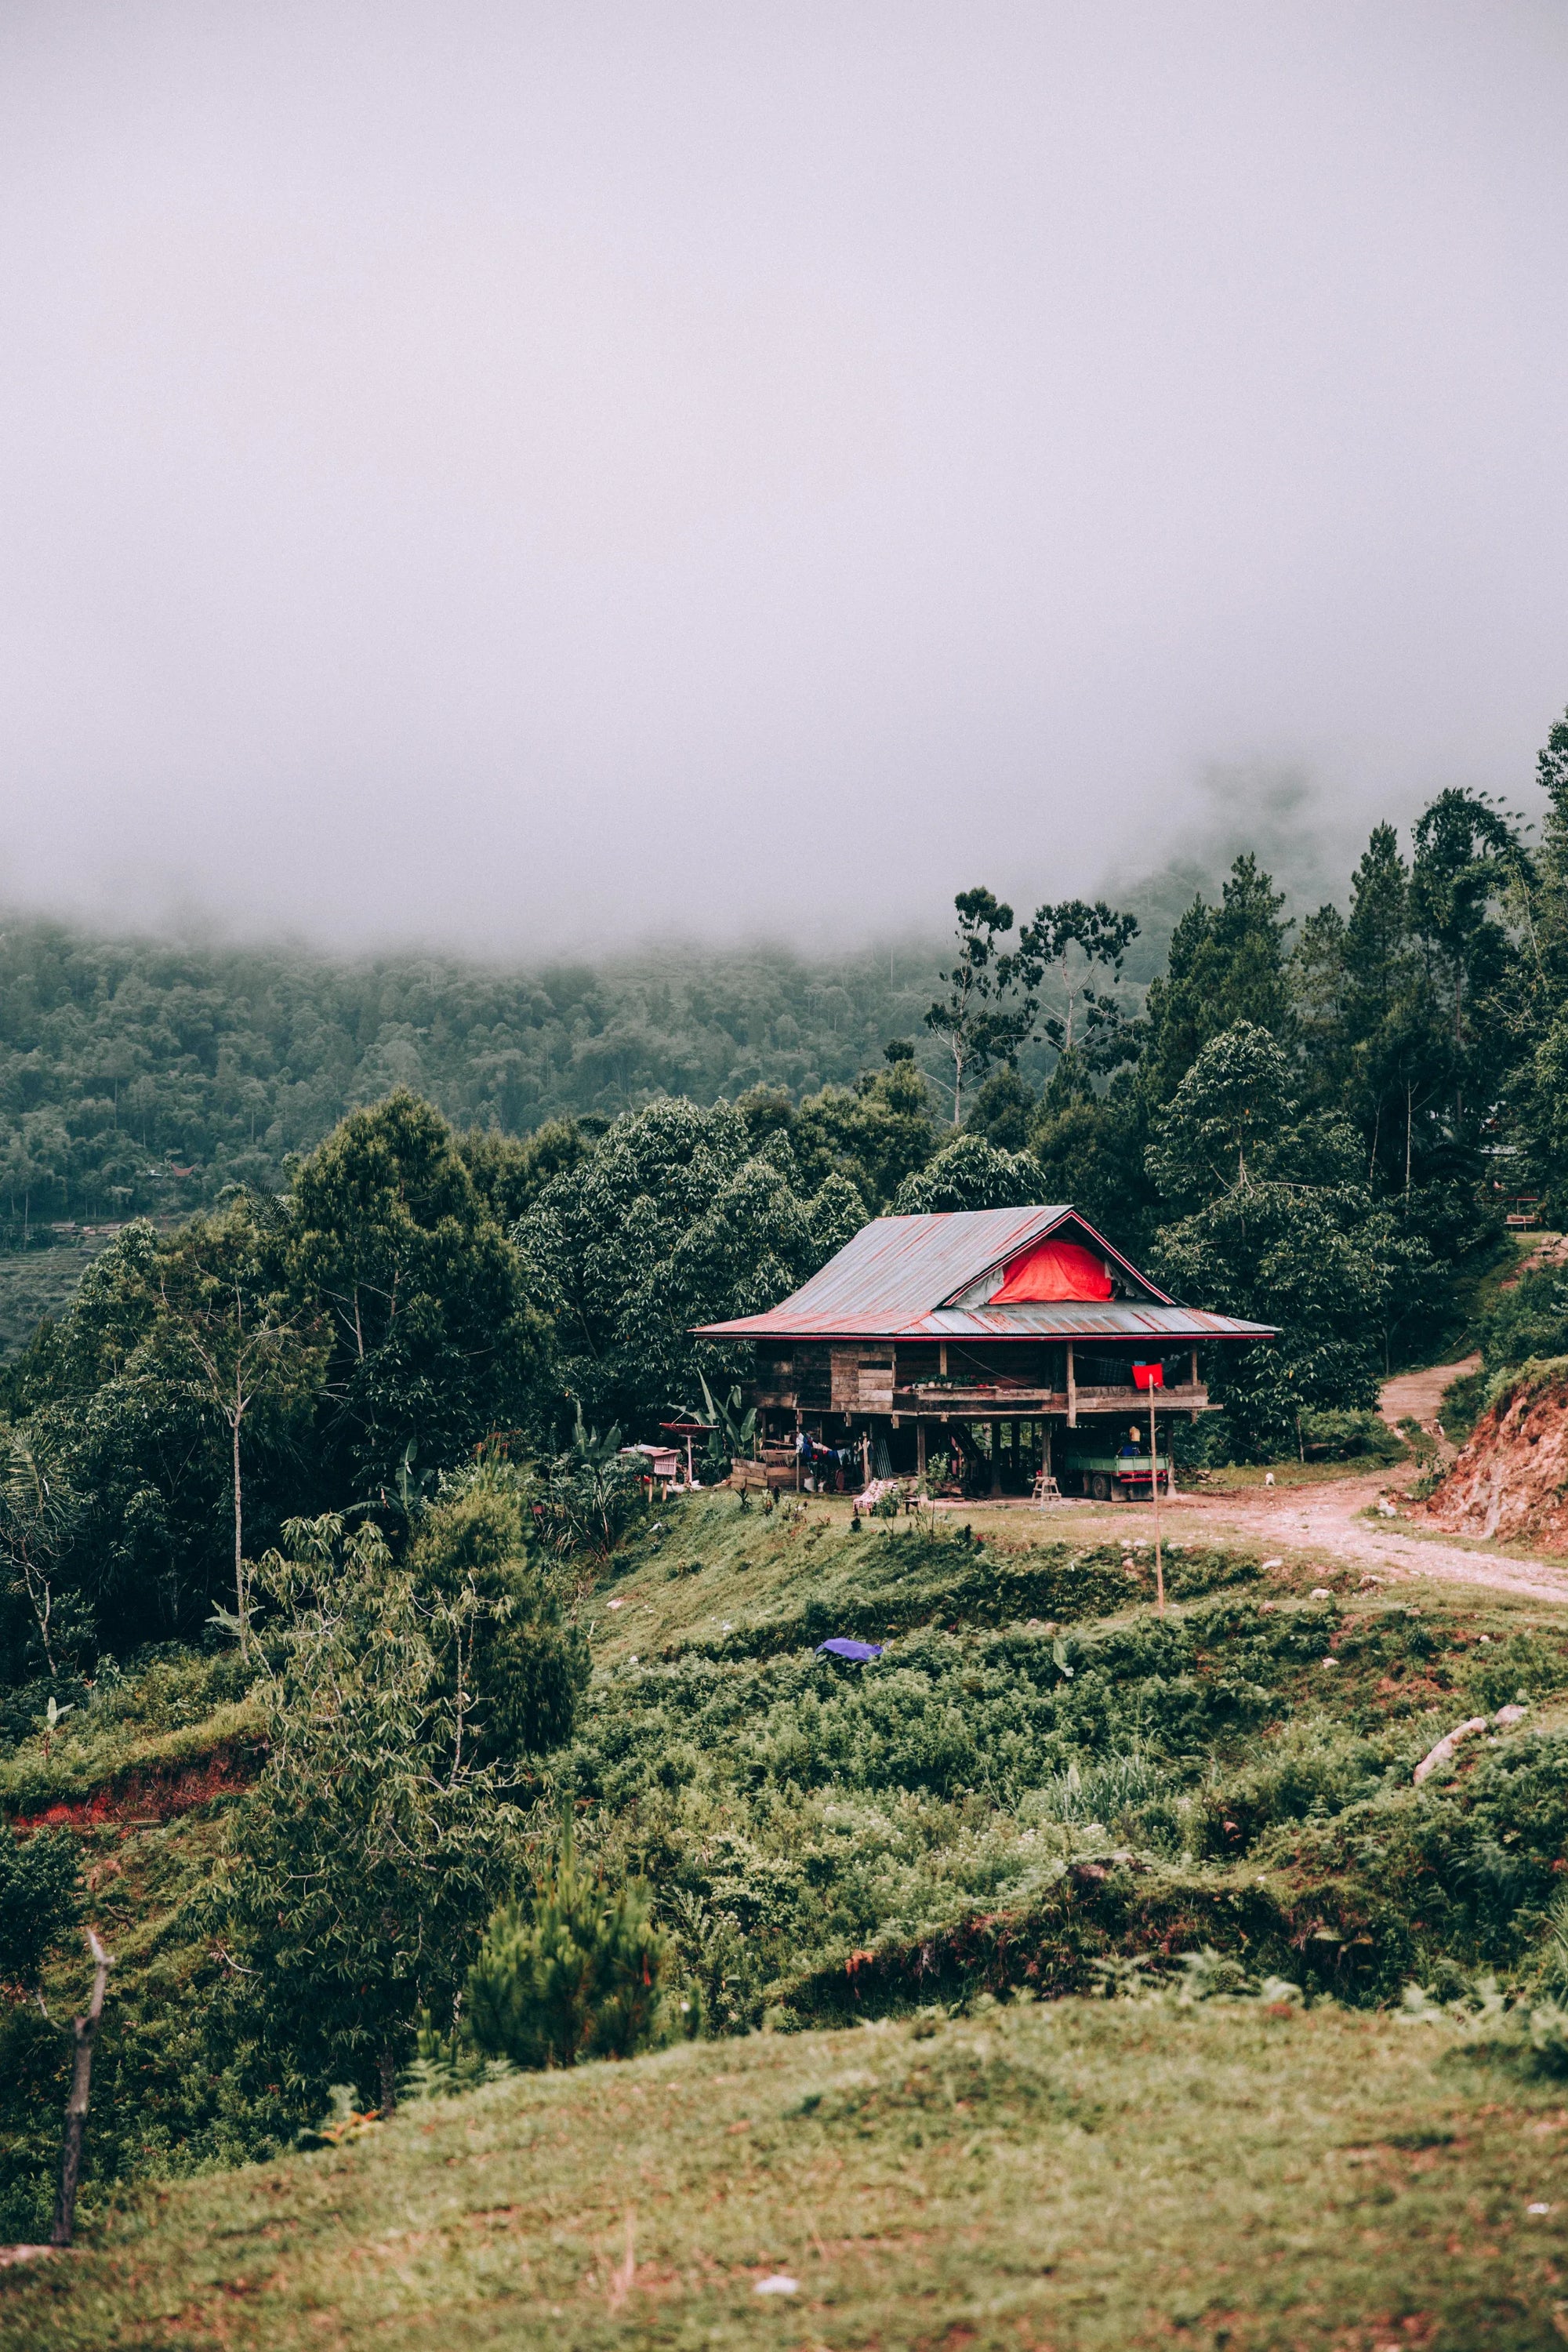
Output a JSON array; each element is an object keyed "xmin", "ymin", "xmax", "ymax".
[{"xmin": 673, "ymin": 1373, "xmax": 757, "ymax": 1465}]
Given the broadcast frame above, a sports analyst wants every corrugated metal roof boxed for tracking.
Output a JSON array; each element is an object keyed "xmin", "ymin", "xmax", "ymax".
[
  {"xmin": 696, "ymin": 1206, "xmax": 1065, "ymax": 1339},
  {"xmin": 693, "ymin": 1206, "xmax": 1277, "ymax": 1342}
]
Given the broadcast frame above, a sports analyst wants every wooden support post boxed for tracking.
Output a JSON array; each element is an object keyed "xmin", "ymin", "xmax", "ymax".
[
  {"xmin": 1066, "ymin": 1345, "xmax": 1078, "ymax": 1428},
  {"xmin": 989, "ymin": 1420, "xmax": 1002, "ymax": 1497},
  {"xmin": 916, "ymin": 1420, "xmax": 927, "ymax": 1480},
  {"xmin": 51, "ymin": 1929, "xmax": 114, "ymax": 2249}
]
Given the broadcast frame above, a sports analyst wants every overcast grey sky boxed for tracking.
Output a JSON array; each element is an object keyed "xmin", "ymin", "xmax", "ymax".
[{"xmin": 2, "ymin": 2, "xmax": 1566, "ymax": 951}]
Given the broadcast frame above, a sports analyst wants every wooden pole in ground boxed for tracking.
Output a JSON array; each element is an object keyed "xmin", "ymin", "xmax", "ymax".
[
  {"xmin": 1149, "ymin": 1386, "xmax": 1164, "ymax": 1617},
  {"xmin": 51, "ymin": 1929, "xmax": 114, "ymax": 2248}
]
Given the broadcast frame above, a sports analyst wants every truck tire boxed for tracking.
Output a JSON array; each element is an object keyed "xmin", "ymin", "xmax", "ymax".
[{"xmin": 1091, "ymin": 1472, "xmax": 1110, "ymax": 1501}]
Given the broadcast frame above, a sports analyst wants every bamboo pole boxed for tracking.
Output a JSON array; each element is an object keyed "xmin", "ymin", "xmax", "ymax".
[{"xmin": 1149, "ymin": 1385, "xmax": 1164, "ymax": 1617}]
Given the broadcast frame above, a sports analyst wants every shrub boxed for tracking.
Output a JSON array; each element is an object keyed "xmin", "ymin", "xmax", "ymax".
[
  {"xmin": 226, "ymin": 1516, "xmax": 531, "ymax": 2106},
  {"xmin": 1298, "ymin": 1408, "xmax": 1405, "ymax": 1464},
  {"xmin": 0, "ymin": 1826, "xmax": 79, "ymax": 1992},
  {"xmin": 1439, "ymin": 1367, "xmax": 1487, "ymax": 1445},
  {"xmin": 466, "ymin": 1839, "xmax": 672, "ymax": 2069}
]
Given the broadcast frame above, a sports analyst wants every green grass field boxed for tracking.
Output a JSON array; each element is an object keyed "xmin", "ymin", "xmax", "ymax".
[{"xmin": 5, "ymin": 1996, "xmax": 1566, "ymax": 2350}]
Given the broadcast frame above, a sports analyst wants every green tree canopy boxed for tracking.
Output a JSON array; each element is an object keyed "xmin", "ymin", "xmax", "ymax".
[
  {"xmin": 924, "ymin": 887, "xmax": 1037, "ymax": 1125},
  {"xmin": 1148, "ymin": 1023, "xmax": 1428, "ymax": 1454},
  {"xmin": 891, "ymin": 1131, "xmax": 1040, "ymax": 1214},
  {"xmin": 285, "ymin": 1090, "xmax": 545, "ymax": 1494},
  {"xmin": 512, "ymin": 1098, "xmax": 866, "ymax": 1430},
  {"xmin": 1142, "ymin": 855, "xmax": 1293, "ymax": 1101}
]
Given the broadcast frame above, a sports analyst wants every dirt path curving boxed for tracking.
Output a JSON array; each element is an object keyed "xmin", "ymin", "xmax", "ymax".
[
  {"xmin": 1173, "ymin": 1469, "xmax": 1568, "ymax": 1606},
  {"xmin": 1377, "ymin": 1352, "xmax": 1478, "ymax": 1444},
  {"xmin": 1160, "ymin": 1349, "xmax": 1568, "ymax": 1606}
]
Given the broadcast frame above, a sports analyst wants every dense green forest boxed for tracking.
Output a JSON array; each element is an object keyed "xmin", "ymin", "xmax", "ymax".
[
  {"xmin": 0, "ymin": 930, "xmax": 962, "ymax": 1236},
  {"xmin": 0, "ymin": 849, "xmax": 1283, "ymax": 1243}
]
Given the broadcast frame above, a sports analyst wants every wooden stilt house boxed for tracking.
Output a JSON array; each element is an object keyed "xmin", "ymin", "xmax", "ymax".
[{"xmin": 693, "ymin": 1204, "xmax": 1276, "ymax": 1498}]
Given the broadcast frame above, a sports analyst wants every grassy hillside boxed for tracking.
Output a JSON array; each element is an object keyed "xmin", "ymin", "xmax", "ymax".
[
  {"xmin": 5, "ymin": 1489, "xmax": 1568, "ymax": 2263},
  {"xmin": 574, "ymin": 1493, "xmax": 1568, "ymax": 2020},
  {"xmin": 5, "ymin": 1996, "xmax": 1566, "ymax": 2350}
]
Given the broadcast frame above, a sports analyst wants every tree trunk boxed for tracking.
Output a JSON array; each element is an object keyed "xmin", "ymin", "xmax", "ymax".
[
  {"xmin": 232, "ymin": 1408, "xmax": 246, "ymax": 1657},
  {"xmin": 51, "ymin": 1933, "xmax": 113, "ymax": 2248},
  {"xmin": 379, "ymin": 2042, "xmax": 397, "ymax": 2117}
]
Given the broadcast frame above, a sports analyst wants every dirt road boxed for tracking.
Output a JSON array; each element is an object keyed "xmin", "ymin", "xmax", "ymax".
[
  {"xmin": 1174, "ymin": 1473, "xmax": 1568, "ymax": 1605},
  {"xmin": 1377, "ymin": 1352, "xmax": 1478, "ymax": 1443},
  {"xmin": 1171, "ymin": 1355, "xmax": 1568, "ymax": 1607}
]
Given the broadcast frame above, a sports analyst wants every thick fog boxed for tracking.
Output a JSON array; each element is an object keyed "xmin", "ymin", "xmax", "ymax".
[{"xmin": 2, "ymin": 2, "xmax": 1566, "ymax": 950}]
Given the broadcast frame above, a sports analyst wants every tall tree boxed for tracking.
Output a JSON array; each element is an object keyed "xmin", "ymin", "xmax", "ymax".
[
  {"xmin": 0, "ymin": 1428, "xmax": 76, "ymax": 1678},
  {"xmin": 1148, "ymin": 1023, "xmax": 1428, "ymax": 1452},
  {"xmin": 1018, "ymin": 898, "xmax": 1140, "ymax": 1069},
  {"xmin": 512, "ymin": 1098, "xmax": 863, "ymax": 1431},
  {"xmin": 285, "ymin": 1091, "xmax": 544, "ymax": 1494},
  {"xmin": 785, "ymin": 1048, "xmax": 940, "ymax": 1211},
  {"xmin": 1142, "ymin": 855, "xmax": 1292, "ymax": 1102},
  {"xmin": 155, "ymin": 1199, "xmax": 322, "ymax": 1654},
  {"xmin": 1408, "ymin": 788, "xmax": 1523, "ymax": 1128},
  {"xmin": 924, "ymin": 888, "xmax": 1037, "ymax": 1125}
]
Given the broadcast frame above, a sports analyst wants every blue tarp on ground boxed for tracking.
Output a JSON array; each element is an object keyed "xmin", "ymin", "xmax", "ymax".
[{"xmin": 816, "ymin": 1638, "xmax": 884, "ymax": 1661}]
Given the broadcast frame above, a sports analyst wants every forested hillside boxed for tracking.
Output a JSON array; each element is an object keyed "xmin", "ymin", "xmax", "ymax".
[
  {"xmin": 0, "ymin": 837, "xmax": 1353, "ymax": 1239},
  {"xmin": 0, "ymin": 930, "xmax": 951, "ymax": 1235},
  {"xmin": 2, "ymin": 708, "xmax": 1566, "ymax": 1670}
]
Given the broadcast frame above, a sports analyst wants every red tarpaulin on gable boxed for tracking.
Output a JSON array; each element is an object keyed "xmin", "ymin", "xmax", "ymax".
[{"xmin": 990, "ymin": 1237, "xmax": 1113, "ymax": 1303}]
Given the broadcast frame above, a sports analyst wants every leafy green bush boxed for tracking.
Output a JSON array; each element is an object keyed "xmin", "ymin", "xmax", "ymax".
[
  {"xmin": 1460, "ymin": 1631, "xmax": 1566, "ymax": 1714},
  {"xmin": 1480, "ymin": 1266, "xmax": 1568, "ymax": 1376},
  {"xmin": 410, "ymin": 1469, "xmax": 588, "ymax": 1762},
  {"xmin": 1439, "ymin": 1367, "xmax": 1488, "ymax": 1445},
  {"xmin": 531, "ymin": 1411, "xmax": 647, "ymax": 1561},
  {"xmin": 0, "ymin": 1825, "xmax": 79, "ymax": 1992},
  {"xmin": 466, "ymin": 1841, "xmax": 672, "ymax": 2069},
  {"xmin": 1298, "ymin": 1407, "xmax": 1405, "ymax": 1463},
  {"xmin": 1182, "ymin": 1405, "xmax": 1403, "ymax": 1467},
  {"xmin": 227, "ymin": 1516, "xmax": 533, "ymax": 2104}
]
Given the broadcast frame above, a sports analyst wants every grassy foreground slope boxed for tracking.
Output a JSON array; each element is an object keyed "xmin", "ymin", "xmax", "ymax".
[
  {"xmin": 5, "ymin": 1998, "xmax": 1566, "ymax": 2351},
  {"xmin": 5, "ymin": 1486, "xmax": 1568, "ymax": 2250},
  {"xmin": 579, "ymin": 1491, "xmax": 1568, "ymax": 2022}
]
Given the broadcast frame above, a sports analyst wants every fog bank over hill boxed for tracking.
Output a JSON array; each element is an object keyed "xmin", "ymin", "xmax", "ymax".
[{"xmin": 3, "ymin": 5, "xmax": 1566, "ymax": 952}]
